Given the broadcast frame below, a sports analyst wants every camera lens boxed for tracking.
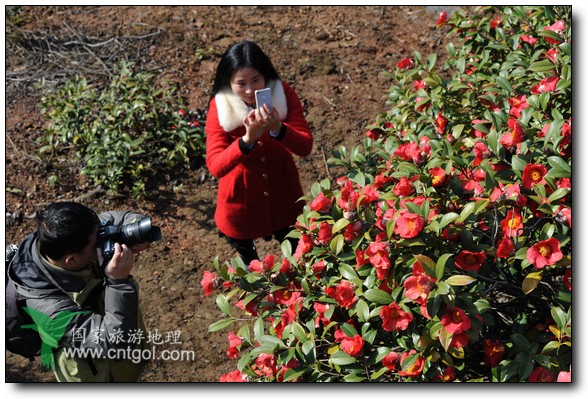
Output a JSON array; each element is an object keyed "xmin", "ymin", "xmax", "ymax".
[{"xmin": 121, "ymin": 217, "xmax": 162, "ymax": 245}]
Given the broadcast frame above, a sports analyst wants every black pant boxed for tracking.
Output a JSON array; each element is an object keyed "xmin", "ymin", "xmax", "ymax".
[{"xmin": 224, "ymin": 226, "xmax": 297, "ymax": 265}]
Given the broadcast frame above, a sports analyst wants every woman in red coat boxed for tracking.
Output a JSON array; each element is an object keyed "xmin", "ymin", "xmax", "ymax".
[{"xmin": 205, "ymin": 40, "xmax": 313, "ymax": 265}]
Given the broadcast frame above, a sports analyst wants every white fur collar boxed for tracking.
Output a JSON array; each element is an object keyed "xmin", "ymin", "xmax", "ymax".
[{"xmin": 215, "ymin": 79, "xmax": 288, "ymax": 132}]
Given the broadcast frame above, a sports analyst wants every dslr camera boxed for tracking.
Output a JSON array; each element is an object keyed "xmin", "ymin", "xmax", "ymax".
[{"xmin": 97, "ymin": 217, "xmax": 162, "ymax": 261}]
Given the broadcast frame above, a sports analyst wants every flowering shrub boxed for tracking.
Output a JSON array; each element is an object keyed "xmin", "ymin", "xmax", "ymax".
[
  {"xmin": 38, "ymin": 61, "xmax": 206, "ymax": 197},
  {"xmin": 204, "ymin": 6, "xmax": 571, "ymax": 382}
]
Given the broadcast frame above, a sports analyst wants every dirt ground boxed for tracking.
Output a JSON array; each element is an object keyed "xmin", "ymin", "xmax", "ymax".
[{"xmin": 4, "ymin": 5, "xmax": 462, "ymax": 382}]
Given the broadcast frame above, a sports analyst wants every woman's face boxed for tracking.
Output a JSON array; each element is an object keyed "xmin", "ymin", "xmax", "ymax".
[{"xmin": 230, "ymin": 67, "xmax": 266, "ymax": 106}]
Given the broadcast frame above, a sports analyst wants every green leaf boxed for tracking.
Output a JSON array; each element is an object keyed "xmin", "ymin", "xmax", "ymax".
[
  {"xmin": 445, "ymin": 275, "xmax": 476, "ymax": 286},
  {"xmin": 207, "ymin": 318, "xmax": 235, "ymax": 332},
  {"xmin": 215, "ymin": 294, "xmax": 232, "ymax": 316},
  {"xmin": 332, "ymin": 218, "xmax": 350, "ymax": 234},
  {"xmin": 330, "ymin": 351, "xmax": 357, "ymax": 365},
  {"xmin": 363, "ymin": 289, "xmax": 392, "ymax": 305},
  {"xmin": 529, "ymin": 59, "xmax": 556, "ymax": 72},
  {"xmin": 355, "ymin": 300, "xmax": 370, "ymax": 323}
]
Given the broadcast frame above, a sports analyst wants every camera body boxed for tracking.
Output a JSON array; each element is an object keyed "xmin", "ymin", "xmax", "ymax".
[{"xmin": 97, "ymin": 217, "xmax": 162, "ymax": 261}]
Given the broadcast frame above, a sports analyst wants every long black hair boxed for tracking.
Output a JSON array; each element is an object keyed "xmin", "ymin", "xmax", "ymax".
[{"xmin": 210, "ymin": 40, "xmax": 280, "ymax": 100}]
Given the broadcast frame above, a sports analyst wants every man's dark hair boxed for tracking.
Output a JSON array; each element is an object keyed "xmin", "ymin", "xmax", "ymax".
[
  {"xmin": 36, "ymin": 202, "xmax": 99, "ymax": 260},
  {"xmin": 210, "ymin": 40, "xmax": 280, "ymax": 99}
]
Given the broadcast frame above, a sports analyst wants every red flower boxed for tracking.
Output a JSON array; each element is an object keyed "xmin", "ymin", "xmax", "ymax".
[
  {"xmin": 490, "ymin": 16, "xmax": 501, "ymax": 29},
  {"xmin": 294, "ymin": 233, "xmax": 314, "ymax": 260},
  {"xmin": 277, "ymin": 358, "xmax": 300, "ymax": 382},
  {"xmin": 382, "ymin": 352, "xmax": 400, "ymax": 371},
  {"xmin": 316, "ymin": 222, "xmax": 333, "ymax": 245},
  {"xmin": 365, "ymin": 128, "xmax": 382, "ymax": 140},
  {"xmin": 436, "ymin": 11, "xmax": 448, "ymax": 27},
  {"xmin": 531, "ymin": 76, "xmax": 560, "ymax": 94},
  {"xmin": 393, "ymin": 177, "xmax": 415, "ymax": 197},
  {"xmin": 483, "ymin": 339, "xmax": 505, "ymax": 367},
  {"xmin": 441, "ymin": 307, "xmax": 471, "ymax": 335},
  {"xmin": 398, "ymin": 350, "xmax": 425, "ymax": 377},
  {"xmin": 454, "ymin": 250, "xmax": 486, "ymax": 273},
  {"xmin": 200, "ymin": 270, "xmax": 217, "ymax": 296},
  {"xmin": 309, "ymin": 192, "xmax": 332, "ymax": 213},
  {"xmin": 365, "ymin": 241, "xmax": 391, "ymax": 280},
  {"xmin": 312, "ymin": 259, "xmax": 326, "ymax": 276},
  {"xmin": 508, "ymin": 95, "xmax": 530, "ymax": 118},
  {"xmin": 555, "ymin": 206, "xmax": 571, "ymax": 227},
  {"xmin": 522, "ymin": 163, "xmax": 548, "ymax": 189},
  {"xmin": 254, "ymin": 353, "xmax": 277, "ymax": 377},
  {"xmin": 545, "ymin": 48, "xmax": 559, "ymax": 63},
  {"xmin": 500, "ymin": 118, "xmax": 525, "ymax": 149},
  {"xmin": 413, "ymin": 79, "xmax": 427, "ymax": 90},
  {"xmin": 563, "ymin": 267, "xmax": 571, "ymax": 290},
  {"xmin": 557, "ymin": 369, "xmax": 571, "ymax": 382},
  {"xmin": 520, "ymin": 35, "xmax": 538, "ymax": 46},
  {"xmin": 341, "ymin": 334, "xmax": 364, "ymax": 357},
  {"xmin": 226, "ymin": 332, "xmax": 242, "ymax": 359},
  {"xmin": 435, "ymin": 112, "xmax": 447, "ymax": 134},
  {"xmin": 313, "ymin": 302, "xmax": 331, "ymax": 327},
  {"xmin": 500, "ymin": 209, "xmax": 524, "ymax": 238},
  {"xmin": 219, "ymin": 369, "xmax": 248, "ymax": 382},
  {"xmin": 496, "ymin": 237, "xmax": 515, "ymax": 259},
  {"xmin": 236, "ymin": 298, "xmax": 258, "ymax": 316},
  {"xmin": 404, "ymin": 273, "xmax": 435, "ymax": 304},
  {"xmin": 380, "ymin": 302, "xmax": 413, "ymax": 332},
  {"xmin": 394, "ymin": 210, "xmax": 425, "ymax": 239},
  {"xmin": 529, "ymin": 367, "xmax": 555, "ymax": 382},
  {"xmin": 429, "ymin": 167, "xmax": 446, "ymax": 187},
  {"xmin": 397, "ymin": 57, "xmax": 414, "ymax": 70},
  {"xmin": 544, "ymin": 20, "xmax": 565, "ymax": 44},
  {"xmin": 527, "ymin": 237, "xmax": 563, "ymax": 269},
  {"xmin": 325, "ymin": 280, "xmax": 357, "ymax": 308},
  {"xmin": 472, "ymin": 141, "xmax": 490, "ymax": 166}
]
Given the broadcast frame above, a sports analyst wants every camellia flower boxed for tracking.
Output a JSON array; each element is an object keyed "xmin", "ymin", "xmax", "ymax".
[
  {"xmin": 219, "ymin": 369, "xmax": 248, "ymax": 382},
  {"xmin": 500, "ymin": 209, "xmax": 524, "ymax": 238},
  {"xmin": 545, "ymin": 48, "xmax": 559, "ymax": 63},
  {"xmin": 393, "ymin": 176, "xmax": 415, "ymax": 197},
  {"xmin": 531, "ymin": 76, "xmax": 560, "ymax": 94},
  {"xmin": 404, "ymin": 272, "xmax": 435, "ymax": 304},
  {"xmin": 317, "ymin": 222, "xmax": 333, "ymax": 244},
  {"xmin": 528, "ymin": 366, "xmax": 555, "ymax": 382},
  {"xmin": 520, "ymin": 35, "xmax": 538, "ymax": 46},
  {"xmin": 382, "ymin": 352, "xmax": 400, "ymax": 371},
  {"xmin": 483, "ymin": 339, "xmax": 505, "ymax": 367},
  {"xmin": 429, "ymin": 167, "xmax": 446, "ymax": 187},
  {"xmin": 454, "ymin": 250, "xmax": 486, "ymax": 272},
  {"xmin": 380, "ymin": 302, "xmax": 414, "ymax": 332},
  {"xmin": 254, "ymin": 353, "xmax": 277, "ymax": 377},
  {"xmin": 522, "ymin": 163, "xmax": 548, "ymax": 189},
  {"xmin": 557, "ymin": 368, "xmax": 571, "ymax": 382},
  {"xmin": 472, "ymin": 141, "xmax": 490, "ymax": 166},
  {"xmin": 397, "ymin": 56, "xmax": 413, "ymax": 70},
  {"xmin": 436, "ymin": 10, "xmax": 448, "ymax": 27},
  {"xmin": 543, "ymin": 20, "xmax": 565, "ymax": 44},
  {"xmin": 226, "ymin": 332, "xmax": 243, "ymax": 359},
  {"xmin": 500, "ymin": 118, "xmax": 525, "ymax": 149},
  {"xmin": 394, "ymin": 210, "xmax": 425, "ymax": 239},
  {"xmin": 313, "ymin": 302, "xmax": 331, "ymax": 327},
  {"xmin": 441, "ymin": 307, "xmax": 471, "ymax": 335},
  {"xmin": 435, "ymin": 112, "xmax": 447, "ymax": 134},
  {"xmin": 294, "ymin": 233, "xmax": 314, "ymax": 260},
  {"xmin": 200, "ymin": 270, "xmax": 217, "ymax": 296},
  {"xmin": 277, "ymin": 358, "xmax": 300, "ymax": 382},
  {"xmin": 527, "ymin": 237, "xmax": 563, "ymax": 269},
  {"xmin": 309, "ymin": 192, "xmax": 332, "ymax": 213},
  {"xmin": 398, "ymin": 350, "xmax": 425, "ymax": 377},
  {"xmin": 341, "ymin": 334, "xmax": 365, "ymax": 357},
  {"xmin": 365, "ymin": 241, "xmax": 391, "ymax": 280},
  {"xmin": 325, "ymin": 280, "xmax": 358, "ymax": 308},
  {"xmin": 508, "ymin": 95, "xmax": 530, "ymax": 118},
  {"xmin": 496, "ymin": 237, "xmax": 515, "ymax": 259}
]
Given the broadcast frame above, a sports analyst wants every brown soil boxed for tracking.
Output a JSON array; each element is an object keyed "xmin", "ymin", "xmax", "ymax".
[{"xmin": 4, "ymin": 5, "xmax": 461, "ymax": 382}]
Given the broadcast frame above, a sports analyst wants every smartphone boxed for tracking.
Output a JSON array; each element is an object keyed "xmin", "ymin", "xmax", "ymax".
[{"xmin": 255, "ymin": 88, "xmax": 272, "ymax": 110}]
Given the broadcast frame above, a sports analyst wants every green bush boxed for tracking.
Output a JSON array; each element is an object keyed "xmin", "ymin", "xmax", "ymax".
[
  {"xmin": 204, "ymin": 6, "xmax": 571, "ymax": 382},
  {"xmin": 38, "ymin": 61, "xmax": 206, "ymax": 197}
]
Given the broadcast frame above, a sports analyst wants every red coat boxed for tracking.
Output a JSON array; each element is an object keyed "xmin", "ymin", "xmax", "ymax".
[{"xmin": 205, "ymin": 81, "xmax": 313, "ymax": 240}]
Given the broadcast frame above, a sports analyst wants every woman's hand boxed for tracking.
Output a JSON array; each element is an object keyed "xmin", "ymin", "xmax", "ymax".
[{"xmin": 242, "ymin": 105, "xmax": 281, "ymax": 145}]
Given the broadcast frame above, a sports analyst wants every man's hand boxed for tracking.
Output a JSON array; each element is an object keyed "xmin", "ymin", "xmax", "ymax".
[{"xmin": 105, "ymin": 243, "xmax": 134, "ymax": 280}]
